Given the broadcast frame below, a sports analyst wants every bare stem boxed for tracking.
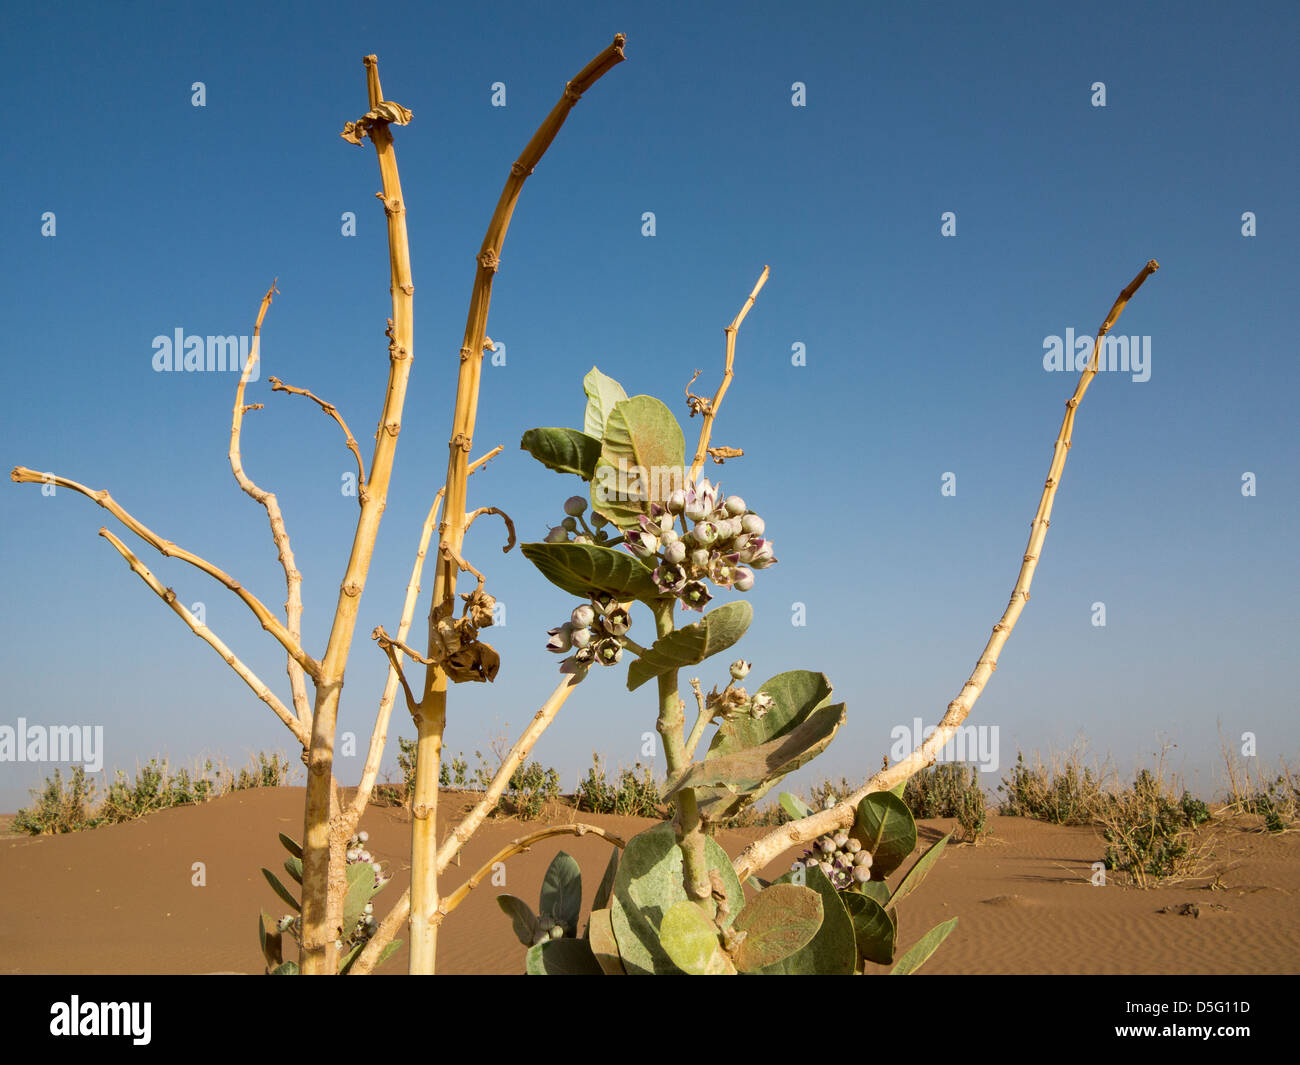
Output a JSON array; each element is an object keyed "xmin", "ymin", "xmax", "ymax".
[
  {"xmin": 686, "ymin": 265, "xmax": 769, "ymax": 483},
  {"xmin": 731, "ymin": 260, "xmax": 1161, "ymax": 881},
  {"xmin": 408, "ymin": 33, "xmax": 627, "ymax": 976},
  {"xmin": 98, "ymin": 528, "xmax": 309, "ymax": 748},
  {"xmin": 267, "ymin": 376, "xmax": 367, "ymax": 497}
]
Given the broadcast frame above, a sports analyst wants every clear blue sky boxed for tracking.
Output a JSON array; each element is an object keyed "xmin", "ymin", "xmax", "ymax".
[{"xmin": 2, "ymin": 1, "xmax": 1296, "ymax": 812}]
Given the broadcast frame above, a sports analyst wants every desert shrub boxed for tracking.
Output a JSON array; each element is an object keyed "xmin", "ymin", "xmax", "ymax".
[
  {"xmin": 504, "ymin": 761, "xmax": 562, "ymax": 820},
  {"xmin": 12, "ymin": 753, "xmax": 295, "ymax": 835},
  {"xmin": 576, "ymin": 755, "xmax": 664, "ymax": 818},
  {"xmin": 1099, "ymin": 769, "xmax": 1213, "ymax": 887},
  {"xmin": 996, "ymin": 750, "xmax": 1107, "ymax": 825},
  {"xmin": 12, "ymin": 766, "xmax": 100, "ymax": 834},
  {"xmin": 902, "ymin": 763, "xmax": 990, "ymax": 842}
]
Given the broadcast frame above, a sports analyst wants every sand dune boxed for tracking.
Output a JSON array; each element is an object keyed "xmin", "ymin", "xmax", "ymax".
[{"xmin": 1, "ymin": 787, "xmax": 1295, "ymax": 974}]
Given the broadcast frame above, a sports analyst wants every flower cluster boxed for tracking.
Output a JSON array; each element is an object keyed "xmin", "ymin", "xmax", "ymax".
[
  {"xmin": 546, "ymin": 592, "xmax": 633, "ymax": 674},
  {"xmin": 543, "ymin": 495, "xmax": 612, "ymax": 546},
  {"xmin": 626, "ymin": 479, "xmax": 777, "ymax": 612},
  {"xmin": 701, "ymin": 660, "xmax": 775, "ymax": 722},
  {"xmin": 796, "ymin": 830, "xmax": 874, "ymax": 891},
  {"xmin": 532, "ymin": 913, "xmax": 570, "ymax": 945}
]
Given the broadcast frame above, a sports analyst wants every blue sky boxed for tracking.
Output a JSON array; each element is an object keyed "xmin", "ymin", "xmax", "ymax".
[{"xmin": 1, "ymin": 1, "xmax": 1296, "ymax": 812}]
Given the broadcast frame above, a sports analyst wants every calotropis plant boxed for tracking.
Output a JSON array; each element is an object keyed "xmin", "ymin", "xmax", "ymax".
[{"xmin": 511, "ymin": 364, "xmax": 957, "ymax": 974}]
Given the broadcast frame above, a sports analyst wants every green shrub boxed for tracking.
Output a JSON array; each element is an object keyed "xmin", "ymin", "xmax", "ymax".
[
  {"xmin": 902, "ymin": 763, "xmax": 990, "ymax": 842},
  {"xmin": 12, "ymin": 753, "xmax": 295, "ymax": 835},
  {"xmin": 996, "ymin": 750, "xmax": 1106, "ymax": 825},
  {"xmin": 576, "ymin": 755, "xmax": 664, "ymax": 818}
]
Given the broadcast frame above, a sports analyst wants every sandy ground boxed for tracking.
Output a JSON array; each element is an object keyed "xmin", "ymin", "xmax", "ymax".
[{"xmin": 1, "ymin": 787, "xmax": 1296, "ymax": 974}]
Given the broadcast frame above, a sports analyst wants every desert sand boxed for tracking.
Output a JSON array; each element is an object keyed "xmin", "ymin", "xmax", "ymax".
[{"xmin": 1, "ymin": 787, "xmax": 1296, "ymax": 974}]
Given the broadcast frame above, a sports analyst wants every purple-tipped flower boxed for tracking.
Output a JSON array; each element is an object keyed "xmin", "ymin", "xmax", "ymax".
[
  {"xmin": 723, "ymin": 495, "xmax": 746, "ymax": 516},
  {"xmin": 680, "ymin": 581, "xmax": 712, "ymax": 612},
  {"xmin": 559, "ymin": 645, "xmax": 594, "ymax": 674},
  {"xmin": 689, "ymin": 547, "xmax": 711, "ymax": 571},
  {"xmin": 570, "ymin": 626, "xmax": 594, "ymax": 649},
  {"xmin": 740, "ymin": 513, "xmax": 765, "ymax": 537},
  {"xmin": 744, "ymin": 539, "xmax": 777, "ymax": 569},
  {"xmin": 733, "ymin": 566, "xmax": 755, "ymax": 592},
  {"xmin": 709, "ymin": 552, "xmax": 742, "ymax": 588},
  {"xmin": 590, "ymin": 592, "xmax": 614, "ymax": 615},
  {"xmin": 594, "ymin": 638, "xmax": 624, "ymax": 666},
  {"xmin": 683, "ymin": 479, "xmax": 718, "ymax": 522},
  {"xmin": 624, "ymin": 529, "xmax": 659, "ymax": 560},
  {"xmin": 572, "ymin": 604, "xmax": 596, "ymax": 629},
  {"xmin": 667, "ymin": 488, "xmax": 687, "ymax": 515},
  {"xmin": 662, "ymin": 540, "xmax": 687, "ymax": 565},
  {"xmin": 653, "ymin": 562, "xmax": 688, "ymax": 596},
  {"xmin": 545, "ymin": 623, "xmax": 574, "ymax": 653},
  {"xmin": 563, "ymin": 495, "xmax": 587, "ymax": 517},
  {"xmin": 599, "ymin": 606, "xmax": 631, "ymax": 637},
  {"xmin": 852, "ymin": 866, "xmax": 872, "ymax": 885}
]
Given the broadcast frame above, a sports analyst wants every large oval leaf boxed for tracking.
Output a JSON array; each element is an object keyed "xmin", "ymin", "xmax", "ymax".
[
  {"xmin": 520, "ymin": 427, "xmax": 602, "ymax": 480},
  {"xmin": 671, "ymin": 703, "xmax": 846, "ymax": 818},
  {"xmin": 842, "ymin": 891, "xmax": 896, "ymax": 965},
  {"xmin": 609, "ymin": 823, "xmax": 743, "ymax": 975},
  {"xmin": 586, "ymin": 908, "xmax": 625, "ymax": 975},
  {"xmin": 497, "ymin": 894, "xmax": 538, "ymax": 946},
  {"xmin": 521, "ymin": 541, "xmax": 658, "ymax": 602},
  {"xmin": 626, "ymin": 601, "xmax": 752, "ymax": 691},
  {"xmin": 583, "ymin": 366, "xmax": 628, "ymax": 439},
  {"xmin": 658, "ymin": 901, "xmax": 735, "ymax": 975},
  {"xmin": 590, "ymin": 395, "xmax": 685, "ymax": 529},
  {"xmin": 854, "ymin": 792, "xmax": 918, "ymax": 880},
  {"xmin": 756, "ymin": 864, "xmax": 856, "ymax": 975},
  {"xmin": 731, "ymin": 883, "xmax": 823, "ymax": 972},
  {"xmin": 540, "ymin": 851, "xmax": 583, "ymax": 932},
  {"xmin": 709, "ymin": 670, "xmax": 833, "ymax": 760}
]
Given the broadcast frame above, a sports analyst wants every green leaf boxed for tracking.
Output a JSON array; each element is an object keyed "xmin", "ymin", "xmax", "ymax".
[
  {"xmin": 342, "ymin": 863, "xmax": 380, "ymax": 931},
  {"xmin": 746, "ymin": 875, "xmax": 771, "ymax": 891},
  {"xmin": 497, "ymin": 894, "xmax": 539, "ymax": 947},
  {"xmin": 590, "ymin": 846, "xmax": 619, "ymax": 915},
  {"xmin": 283, "ymin": 856, "xmax": 303, "ymax": 885},
  {"xmin": 756, "ymin": 865, "xmax": 856, "ymax": 975},
  {"xmin": 525, "ymin": 937, "xmax": 603, "ymax": 975},
  {"xmin": 664, "ymin": 703, "xmax": 845, "ymax": 803},
  {"xmin": 842, "ymin": 891, "xmax": 896, "ymax": 965},
  {"xmin": 337, "ymin": 942, "xmax": 364, "ymax": 975},
  {"xmin": 889, "ymin": 779, "xmax": 907, "ymax": 799},
  {"xmin": 609, "ymin": 823, "xmax": 744, "ymax": 975},
  {"xmin": 520, "ymin": 427, "xmax": 603, "ymax": 480},
  {"xmin": 261, "ymin": 868, "xmax": 299, "ymax": 912},
  {"xmin": 891, "ymin": 917, "xmax": 958, "ymax": 975},
  {"xmin": 710, "ymin": 671, "xmax": 834, "ymax": 759},
  {"xmin": 257, "ymin": 912, "xmax": 282, "ymax": 969},
  {"xmin": 856, "ymin": 879, "xmax": 892, "ymax": 908},
  {"xmin": 658, "ymin": 901, "xmax": 735, "ymax": 975},
  {"xmin": 270, "ymin": 961, "xmax": 299, "ymax": 975},
  {"xmin": 520, "ymin": 541, "xmax": 658, "ymax": 602},
  {"xmin": 590, "ymin": 395, "xmax": 686, "ymax": 529},
  {"xmin": 376, "ymin": 940, "xmax": 402, "ymax": 967},
  {"xmin": 888, "ymin": 833, "xmax": 951, "ymax": 911},
  {"xmin": 731, "ymin": 884, "xmax": 823, "ymax": 972},
  {"xmin": 779, "ymin": 791, "xmax": 814, "ymax": 821},
  {"xmin": 626, "ymin": 601, "xmax": 753, "ymax": 692},
  {"xmin": 277, "ymin": 833, "xmax": 302, "ymax": 859},
  {"xmin": 540, "ymin": 852, "xmax": 583, "ymax": 933},
  {"xmin": 586, "ymin": 908, "xmax": 625, "ymax": 975},
  {"xmin": 583, "ymin": 366, "xmax": 628, "ymax": 439},
  {"xmin": 854, "ymin": 792, "xmax": 918, "ymax": 880}
]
